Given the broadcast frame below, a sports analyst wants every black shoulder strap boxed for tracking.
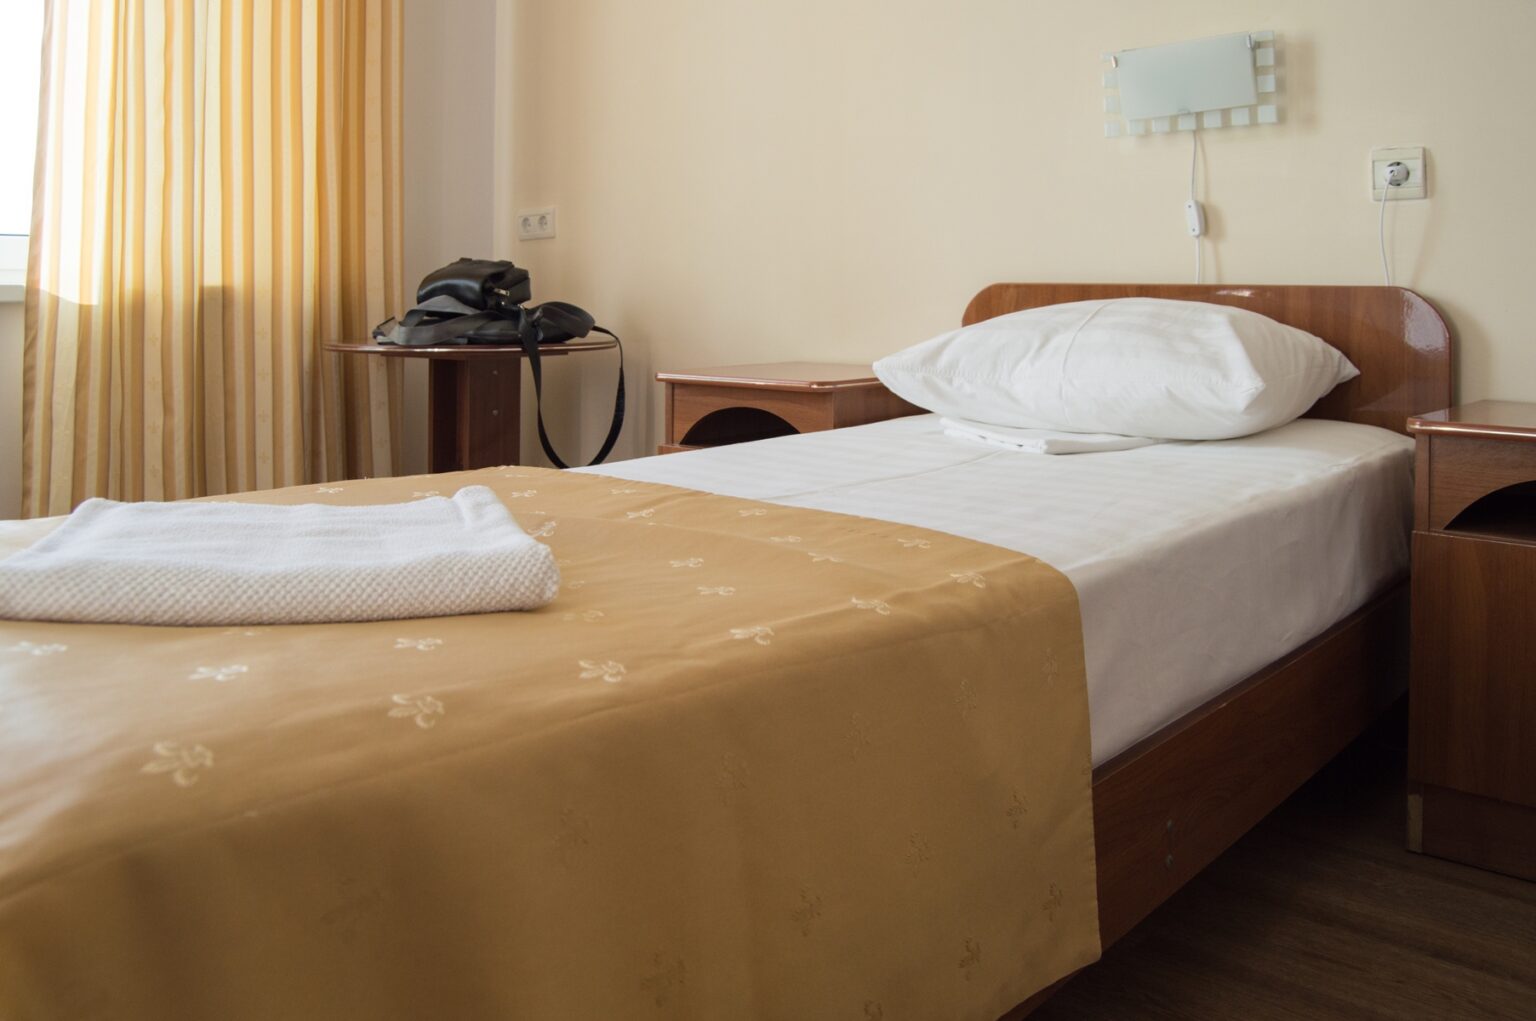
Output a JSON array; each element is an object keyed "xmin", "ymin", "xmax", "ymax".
[
  {"xmin": 372, "ymin": 295, "xmax": 498, "ymax": 346},
  {"xmin": 518, "ymin": 327, "xmax": 625, "ymax": 469}
]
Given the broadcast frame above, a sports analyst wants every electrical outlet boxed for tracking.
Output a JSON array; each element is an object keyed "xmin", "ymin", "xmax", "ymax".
[
  {"xmin": 1369, "ymin": 146, "xmax": 1426, "ymax": 201},
  {"xmin": 517, "ymin": 206, "xmax": 557, "ymax": 241}
]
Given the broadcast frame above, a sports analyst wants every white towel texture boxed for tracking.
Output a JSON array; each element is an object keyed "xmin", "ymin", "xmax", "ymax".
[
  {"xmin": 940, "ymin": 417, "xmax": 1161, "ymax": 454},
  {"xmin": 0, "ymin": 486, "xmax": 559, "ymax": 625}
]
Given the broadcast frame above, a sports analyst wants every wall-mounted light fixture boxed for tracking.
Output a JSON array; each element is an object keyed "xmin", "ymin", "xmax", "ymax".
[{"xmin": 1103, "ymin": 31, "xmax": 1277, "ymax": 137}]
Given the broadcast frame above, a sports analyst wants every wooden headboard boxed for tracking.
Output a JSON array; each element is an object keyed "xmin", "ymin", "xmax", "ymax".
[{"xmin": 962, "ymin": 284, "xmax": 1453, "ymax": 436}]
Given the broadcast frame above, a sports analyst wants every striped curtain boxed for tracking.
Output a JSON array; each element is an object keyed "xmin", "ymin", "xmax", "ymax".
[{"xmin": 22, "ymin": 0, "xmax": 403, "ymax": 517}]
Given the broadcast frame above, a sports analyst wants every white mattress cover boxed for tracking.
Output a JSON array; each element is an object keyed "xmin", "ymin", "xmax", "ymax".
[{"xmin": 583, "ymin": 415, "xmax": 1413, "ymax": 765}]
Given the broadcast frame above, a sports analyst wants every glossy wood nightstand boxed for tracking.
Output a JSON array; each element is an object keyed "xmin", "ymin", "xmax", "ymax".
[
  {"xmin": 1407, "ymin": 400, "xmax": 1536, "ymax": 880},
  {"xmin": 655, "ymin": 362, "xmax": 922, "ymax": 454}
]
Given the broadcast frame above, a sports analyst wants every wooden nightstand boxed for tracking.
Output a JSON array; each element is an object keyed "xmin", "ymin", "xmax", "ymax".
[
  {"xmin": 655, "ymin": 362, "xmax": 922, "ymax": 454},
  {"xmin": 1407, "ymin": 400, "xmax": 1536, "ymax": 880}
]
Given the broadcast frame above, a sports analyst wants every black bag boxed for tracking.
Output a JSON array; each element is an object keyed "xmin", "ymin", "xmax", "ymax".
[
  {"xmin": 418, "ymin": 257, "xmax": 531, "ymax": 311},
  {"xmin": 371, "ymin": 259, "xmax": 625, "ymax": 469}
]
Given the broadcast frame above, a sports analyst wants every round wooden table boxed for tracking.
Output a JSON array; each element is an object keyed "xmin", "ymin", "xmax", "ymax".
[{"xmin": 326, "ymin": 338, "xmax": 618, "ymax": 472}]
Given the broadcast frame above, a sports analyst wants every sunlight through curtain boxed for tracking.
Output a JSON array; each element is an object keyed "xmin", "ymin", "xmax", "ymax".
[{"xmin": 23, "ymin": 0, "xmax": 403, "ymax": 516}]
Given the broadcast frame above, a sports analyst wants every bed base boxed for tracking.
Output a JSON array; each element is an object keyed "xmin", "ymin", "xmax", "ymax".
[
  {"xmin": 1094, "ymin": 583, "xmax": 1408, "ymax": 945},
  {"xmin": 1004, "ymin": 583, "xmax": 1409, "ymax": 1018}
]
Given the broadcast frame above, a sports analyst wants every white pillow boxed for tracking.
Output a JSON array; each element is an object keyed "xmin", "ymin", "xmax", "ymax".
[{"xmin": 873, "ymin": 298, "xmax": 1359, "ymax": 441}]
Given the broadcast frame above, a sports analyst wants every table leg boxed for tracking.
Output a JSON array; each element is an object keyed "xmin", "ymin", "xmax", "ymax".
[{"xmin": 426, "ymin": 357, "xmax": 523, "ymax": 472}]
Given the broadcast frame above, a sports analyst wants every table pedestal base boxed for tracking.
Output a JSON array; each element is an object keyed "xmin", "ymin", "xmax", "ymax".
[{"xmin": 428, "ymin": 357, "xmax": 522, "ymax": 472}]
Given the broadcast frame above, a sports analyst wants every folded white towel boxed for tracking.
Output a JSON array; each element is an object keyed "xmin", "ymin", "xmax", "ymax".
[
  {"xmin": 940, "ymin": 418, "xmax": 1161, "ymax": 455},
  {"xmin": 0, "ymin": 486, "xmax": 559, "ymax": 625}
]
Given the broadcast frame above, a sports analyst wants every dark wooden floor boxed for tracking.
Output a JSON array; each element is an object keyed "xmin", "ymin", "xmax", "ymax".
[{"xmin": 1033, "ymin": 709, "xmax": 1536, "ymax": 1021}]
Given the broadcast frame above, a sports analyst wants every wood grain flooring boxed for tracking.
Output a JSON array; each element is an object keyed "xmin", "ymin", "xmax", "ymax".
[{"xmin": 1032, "ymin": 708, "xmax": 1536, "ymax": 1021}]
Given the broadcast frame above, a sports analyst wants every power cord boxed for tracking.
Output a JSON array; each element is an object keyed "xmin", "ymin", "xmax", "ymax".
[
  {"xmin": 1190, "ymin": 128, "xmax": 1201, "ymax": 284},
  {"xmin": 1377, "ymin": 160, "xmax": 1408, "ymax": 286},
  {"xmin": 1377, "ymin": 172, "xmax": 1392, "ymax": 285}
]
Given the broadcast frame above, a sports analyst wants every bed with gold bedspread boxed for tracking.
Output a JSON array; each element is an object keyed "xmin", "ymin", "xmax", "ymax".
[{"xmin": 0, "ymin": 467, "xmax": 1097, "ymax": 1020}]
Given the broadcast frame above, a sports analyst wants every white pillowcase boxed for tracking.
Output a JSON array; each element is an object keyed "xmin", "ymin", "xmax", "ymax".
[{"xmin": 874, "ymin": 298, "xmax": 1359, "ymax": 441}]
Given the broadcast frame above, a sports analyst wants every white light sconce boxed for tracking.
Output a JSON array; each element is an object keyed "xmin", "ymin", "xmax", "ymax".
[{"xmin": 1103, "ymin": 31, "xmax": 1278, "ymax": 137}]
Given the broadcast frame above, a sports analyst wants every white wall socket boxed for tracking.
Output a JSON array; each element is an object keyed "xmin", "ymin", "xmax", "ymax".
[
  {"xmin": 517, "ymin": 206, "xmax": 557, "ymax": 240},
  {"xmin": 1370, "ymin": 146, "xmax": 1426, "ymax": 201}
]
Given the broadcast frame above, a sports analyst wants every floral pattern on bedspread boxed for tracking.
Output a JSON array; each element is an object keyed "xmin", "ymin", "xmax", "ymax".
[{"xmin": 0, "ymin": 467, "xmax": 1098, "ymax": 1021}]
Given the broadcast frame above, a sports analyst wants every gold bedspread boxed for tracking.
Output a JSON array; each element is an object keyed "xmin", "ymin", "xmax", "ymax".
[{"xmin": 0, "ymin": 467, "xmax": 1098, "ymax": 1020}]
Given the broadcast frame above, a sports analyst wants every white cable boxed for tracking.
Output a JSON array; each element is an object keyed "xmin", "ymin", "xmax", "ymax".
[
  {"xmin": 1377, "ymin": 171, "xmax": 1392, "ymax": 286},
  {"xmin": 1189, "ymin": 128, "xmax": 1201, "ymax": 284}
]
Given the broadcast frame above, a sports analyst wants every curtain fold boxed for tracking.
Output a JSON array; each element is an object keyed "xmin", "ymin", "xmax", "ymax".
[{"xmin": 23, "ymin": 0, "xmax": 403, "ymax": 517}]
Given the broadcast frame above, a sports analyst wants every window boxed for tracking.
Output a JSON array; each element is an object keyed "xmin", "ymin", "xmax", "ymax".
[{"xmin": 0, "ymin": 1, "xmax": 44, "ymax": 281}]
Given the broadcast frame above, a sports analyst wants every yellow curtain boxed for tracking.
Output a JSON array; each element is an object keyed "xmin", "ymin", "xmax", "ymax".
[{"xmin": 22, "ymin": 0, "xmax": 403, "ymax": 517}]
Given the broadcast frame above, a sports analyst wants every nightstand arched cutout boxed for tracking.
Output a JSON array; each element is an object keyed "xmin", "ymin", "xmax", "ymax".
[
  {"xmin": 1442, "ymin": 480, "xmax": 1536, "ymax": 543},
  {"xmin": 680, "ymin": 407, "xmax": 800, "ymax": 448}
]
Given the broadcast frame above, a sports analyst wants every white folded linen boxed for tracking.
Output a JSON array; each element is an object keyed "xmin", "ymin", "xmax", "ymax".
[
  {"xmin": 0, "ymin": 486, "xmax": 559, "ymax": 625},
  {"xmin": 940, "ymin": 417, "xmax": 1161, "ymax": 454}
]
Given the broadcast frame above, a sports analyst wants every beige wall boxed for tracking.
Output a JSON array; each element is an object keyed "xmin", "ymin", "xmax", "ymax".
[
  {"xmin": 511, "ymin": 0, "xmax": 1536, "ymax": 459},
  {"xmin": 5, "ymin": 2, "xmax": 1531, "ymax": 505}
]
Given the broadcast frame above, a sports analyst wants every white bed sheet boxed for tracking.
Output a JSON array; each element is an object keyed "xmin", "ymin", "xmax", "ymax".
[{"xmin": 583, "ymin": 415, "xmax": 1413, "ymax": 765}]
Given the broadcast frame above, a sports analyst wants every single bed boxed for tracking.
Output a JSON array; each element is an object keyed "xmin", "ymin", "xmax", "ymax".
[{"xmin": 0, "ymin": 283, "xmax": 1451, "ymax": 1020}]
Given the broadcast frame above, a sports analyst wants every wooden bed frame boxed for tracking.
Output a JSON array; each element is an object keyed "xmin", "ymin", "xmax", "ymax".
[{"xmin": 964, "ymin": 285, "xmax": 1454, "ymax": 1018}]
